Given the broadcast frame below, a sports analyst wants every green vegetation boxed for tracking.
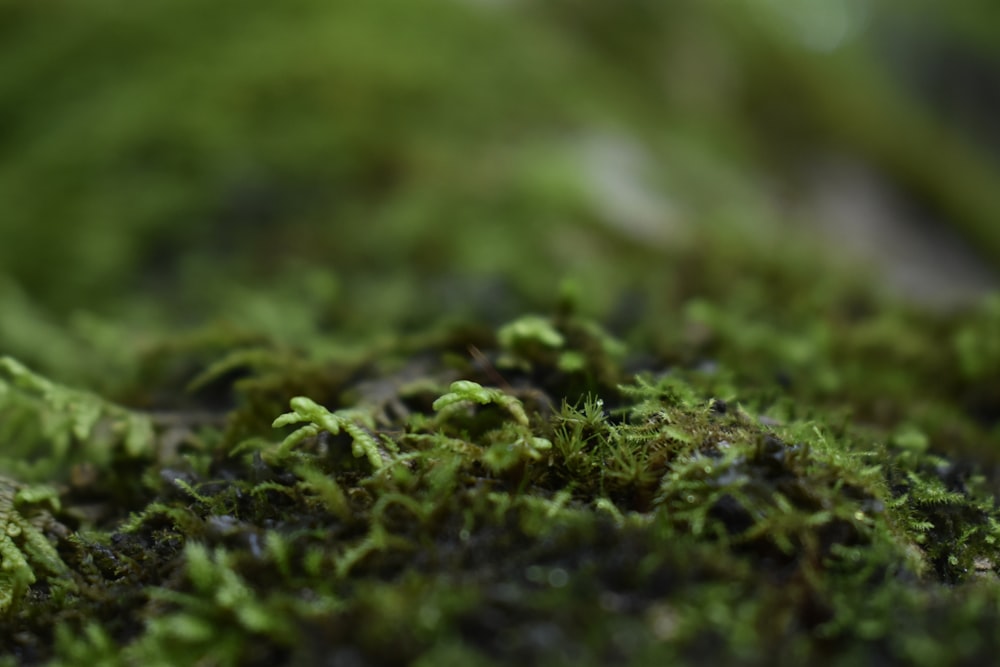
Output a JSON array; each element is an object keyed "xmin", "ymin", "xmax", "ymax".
[
  {"xmin": 1, "ymin": 305, "xmax": 999, "ymax": 665},
  {"xmin": 1, "ymin": 1, "xmax": 1000, "ymax": 665}
]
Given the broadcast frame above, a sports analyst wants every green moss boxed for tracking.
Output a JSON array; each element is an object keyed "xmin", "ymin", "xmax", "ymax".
[
  {"xmin": 0, "ymin": 308, "xmax": 998, "ymax": 664},
  {"xmin": 0, "ymin": 357, "xmax": 155, "ymax": 481},
  {"xmin": 2, "ymin": 2, "xmax": 1000, "ymax": 665},
  {"xmin": 0, "ymin": 478, "xmax": 71, "ymax": 618}
]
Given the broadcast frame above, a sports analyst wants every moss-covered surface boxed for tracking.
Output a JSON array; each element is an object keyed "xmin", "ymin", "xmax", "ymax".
[
  {"xmin": 2, "ymin": 1, "xmax": 1000, "ymax": 665},
  {"xmin": 1, "ymin": 295, "xmax": 999, "ymax": 665}
]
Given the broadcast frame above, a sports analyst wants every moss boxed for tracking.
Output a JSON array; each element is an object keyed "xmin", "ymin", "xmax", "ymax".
[
  {"xmin": 2, "ymin": 2, "xmax": 1000, "ymax": 665},
  {"xmin": 0, "ymin": 308, "xmax": 997, "ymax": 664}
]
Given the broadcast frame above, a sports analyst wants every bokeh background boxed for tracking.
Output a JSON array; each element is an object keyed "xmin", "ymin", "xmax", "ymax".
[{"xmin": 2, "ymin": 0, "xmax": 999, "ymax": 386}]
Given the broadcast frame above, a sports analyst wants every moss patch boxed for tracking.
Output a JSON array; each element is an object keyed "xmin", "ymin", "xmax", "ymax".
[
  {"xmin": 0, "ymin": 305, "xmax": 998, "ymax": 665},
  {"xmin": 2, "ymin": 2, "xmax": 1000, "ymax": 665}
]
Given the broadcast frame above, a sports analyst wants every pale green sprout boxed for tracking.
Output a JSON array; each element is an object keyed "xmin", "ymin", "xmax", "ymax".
[
  {"xmin": 432, "ymin": 380, "xmax": 530, "ymax": 427},
  {"xmin": 892, "ymin": 425, "xmax": 929, "ymax": 453},
  {"xmin": 433, "ymin": 381, "xmax": 551, "ymax": 466},
  {"xmin": 556, "ymin": 350, "xmax": 587, "ymax": 373},
  {"xmin": 497, "ymin": 316, "xmax": 565, "ymax": 372},
  {"xmin": 497, "ymin": 315, "xmax": 565, "ymax": 350},
  {"xmin": 272, "ymin": 397, "xmax": 386, "ymax": 469},
  {"xmin": 497, "ymin": 315, "xmax": 626, "ymax": 377}
]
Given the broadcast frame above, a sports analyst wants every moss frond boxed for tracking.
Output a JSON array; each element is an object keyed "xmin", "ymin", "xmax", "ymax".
[
  {"xmin": 0, "ymin": 356, "xmax": 155, "ymax": 479},
  {"xmin": 0, "ymin": 476, "xmax": 73, "ymax": 617}
]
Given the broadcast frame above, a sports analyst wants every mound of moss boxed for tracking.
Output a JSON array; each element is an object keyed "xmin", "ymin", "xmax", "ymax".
[
  {"xmin": 2, "ymin": 1, "xmax": 1000, "ymax": 665},
  {"xmin": 1, "ymin": 296, "xmax": 999, "ymax": 665}
]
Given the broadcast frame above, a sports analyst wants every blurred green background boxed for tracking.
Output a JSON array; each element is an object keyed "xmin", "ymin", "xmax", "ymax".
[{"xmin": 2, "ymin": 0, "xmax": 999, "ymax": 385}]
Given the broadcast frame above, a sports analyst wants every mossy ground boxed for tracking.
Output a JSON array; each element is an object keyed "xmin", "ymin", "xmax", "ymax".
[
  {"xmin": 2, "ymin": 2, "xmax": 1000, "ymax": 665},
  {"xmin": 1, "ymin": 298, "xmax": 999, "ymax": 665}
]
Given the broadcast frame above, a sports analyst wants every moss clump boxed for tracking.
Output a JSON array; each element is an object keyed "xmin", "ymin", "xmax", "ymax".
[
  {"xmin": 2, "ymin": 1, "xmax": 1000, "ymax": 665},
  {"xmin": 0, "ymin": 309, "xmax": 998, "ymax": 665}
]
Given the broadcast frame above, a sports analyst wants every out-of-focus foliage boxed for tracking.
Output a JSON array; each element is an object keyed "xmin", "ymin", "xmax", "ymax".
[{"xmin": 1, "ymin": 0, "xmax": 998, "ymax": 362}]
